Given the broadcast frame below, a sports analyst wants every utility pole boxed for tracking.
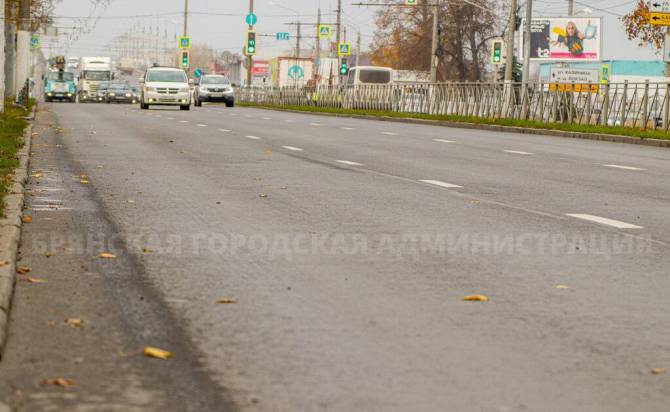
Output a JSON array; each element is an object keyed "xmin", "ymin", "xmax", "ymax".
[
  {"xmin": 568, "ymin": 0, "xmax": 573, "ymax": 16},
  {"xmin": 315, "ymin": 7, "xmax": 321, "ymax": 78},
  {"xmin": 296, "ymin": 21, "xmax": 301, "ymax": 59},
  {"xmin": 430, "ymin": 0, "xmax": 440, "ymax": 83},
  {"xmin": 522, "ymin": 0, "xmax": 532, "ymax": 84},
  {"xmin": 246, "ymin": 0, "xmax": 254, "ymax": 87},
  {"xmin": 0, "ymin": 0, "xmax": 4, "ymax": 113},
  {"xmin": 504, "ymin": 0, "xmax": 518, "ymax": 82},
  {"xmin": 335, "ymin": 0, "xmax": 342, "ymax": 55},
  {"xmin": 15, "ymin": 0, "xmax": 31, "ymax": 98},
  {"xmin": 355, "ymin": 31, "xmax": 361, "ymax": 69}
]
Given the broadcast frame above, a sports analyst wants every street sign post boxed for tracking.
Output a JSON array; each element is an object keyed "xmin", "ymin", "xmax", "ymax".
[
  {"xmin": 276, "ymin": 32, "xmax": 290, "ymax": 41},
  {"xmin": 179, "ymin": 36, "xmax": 191, "ymax": 49},
  {"xmin": 318, "ymin": 25, "xmax": 332, "ymax": 39},
  {"xmin": 246, "ymin": 13, "xmax": 258, "ymax": 26},
  {"xmin": 338, "ymin": 42, "xmax": 351, "ymax": 57}
]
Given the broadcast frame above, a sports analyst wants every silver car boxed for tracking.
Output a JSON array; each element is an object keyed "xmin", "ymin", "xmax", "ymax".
[{"xmin": 193, "ymin": 75, "xmax": 235, "ymax": 107}]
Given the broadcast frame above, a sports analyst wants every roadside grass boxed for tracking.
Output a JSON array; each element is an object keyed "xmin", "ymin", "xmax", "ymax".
[
  {"xmin": 0, "ymin": 99, "xmax": 32, "ymax": 217},
  {"xmin": 238, "ymin": 102, "xmax": 670, "ymax": 141}
]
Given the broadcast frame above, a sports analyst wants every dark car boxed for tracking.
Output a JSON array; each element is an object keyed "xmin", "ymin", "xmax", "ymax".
[
  {"xmin": 193, "ymin": 75, "xmax": 234, "ymax": 107},
  {"xmin": 104, "ymin": 81, "xmax": 137, "ymax": 104}
]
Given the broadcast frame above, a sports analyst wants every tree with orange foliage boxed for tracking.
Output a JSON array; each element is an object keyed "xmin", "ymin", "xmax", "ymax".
[{"xmin": 622, "ymin": 0, "xmax": 666, "ymax": 51}]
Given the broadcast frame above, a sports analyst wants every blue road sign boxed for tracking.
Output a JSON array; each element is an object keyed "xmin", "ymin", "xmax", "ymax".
[
  {"xmin": 246, "ymin": 13, "xmax": 258, "ymax": 26},
  {"xmin": 194, "ymin": 68, "xmax": 203, "ymax": 78},
  {"xmin": 288, "ymin": 65, "xmax": 305, "ymax": 80},
  {"xmin": 276, "ymin": 32, "xmax": 290, "ymax": 41}
]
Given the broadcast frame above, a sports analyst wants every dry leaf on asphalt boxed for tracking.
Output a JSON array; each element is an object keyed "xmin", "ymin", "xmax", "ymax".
[
  {"xmin": 22, "ymin": 216, "xmax": 33, "ymax": 223},
  {"xmin": 142, "ymin": 248, "xmax": 154, "ymax": 253},
  {"xmin": 651, "ymin": 368, "xmax": 667, "ymax": 375},
  {"xmin": 555, "ymin": 285, "xmax": 570, "ymax": 289},
  {"xmin": 26, "ymin": 277, "xmax": 48, "ymax": 283},
  {"xmin": 31, "ymin": 172, "xmax": 43, "ymax": 178},
  {"xmin": 0, "ymin": 261, "xmax": 9, "ymax": 267},
  {"xmin": 65, "ymin": 318, "xmax": 84, "ymax": 327},
  {"xmin": 216, "ymin": 298, "xmax": 237, "ymax": 304},
  {"xmin": 98, "ymin": 252, "xmax": 117, "ymax": 259},
  {"xmin": 127, "ymin": 199, "xmax": 135, "ymax": 203},
  {"xmin": 16, "ymin": 266, "xmax": 32, "ymax": 274},
  {"xmin": 462, "ymin": 295, "xmax": 489, "ymax": 302},
  {"xmin": 143, "ymin": 346, "xmax": 173, "ymax": 360},
  {"xmin": 259, "ymin": 193, "xmax": 268, "ymax": 198},
  {"xmin": 41, "ymin": 378, "xmax": 75, "ymax": 388},
  {"xmin": 44, "ymin": 251, "xmax": 56, "ymax": 258}
]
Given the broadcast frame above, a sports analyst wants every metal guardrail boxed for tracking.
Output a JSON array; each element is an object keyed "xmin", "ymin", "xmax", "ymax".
[{"xmin": 237, "ymin": 82, "xmax": 670, "ymax": 132}]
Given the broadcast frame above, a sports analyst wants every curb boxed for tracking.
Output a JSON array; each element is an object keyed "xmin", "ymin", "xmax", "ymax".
[
  {"xmin": 0, "ymin": 107, "xmax": 34, "ymax": 356},
  {"xmin": 240, "ymin": 105, "xmax": 670, "ymax": 148}
]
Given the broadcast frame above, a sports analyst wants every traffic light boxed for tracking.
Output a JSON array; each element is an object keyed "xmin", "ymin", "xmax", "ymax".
[
  {"xmin": 181, "ymin": 50, "xmax": 190, "ymax": 69},
  {"xmin": 491, "ymin": 39, "xmax": 503, "ymax": 65},
  {"xmin": 340, "ymin": 58, "xmax": 349, "ymax": 75},
  {"xmin": 246, "ymin": 31, "xmax": 257, "ymax": 55}
]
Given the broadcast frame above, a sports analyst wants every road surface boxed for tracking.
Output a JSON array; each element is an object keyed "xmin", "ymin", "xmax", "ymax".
[{"xmin": 1, "ymin": 102, "xmax": 669, "ymax": 412}]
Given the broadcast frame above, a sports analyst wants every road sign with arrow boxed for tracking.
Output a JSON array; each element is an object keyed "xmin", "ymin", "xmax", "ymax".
[
  {"xmin": 650, "ymin": 1, "xmax": 670, "ymax": 25},
  {"xmin": 651, "ymin": 1, "xmax": 670, "ymax": 13}
]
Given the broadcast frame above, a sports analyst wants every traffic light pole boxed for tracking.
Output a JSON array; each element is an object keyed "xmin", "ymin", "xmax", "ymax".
[{"xmin": 247, "ymin": 0, "xmax": 254, "ymax": 87}]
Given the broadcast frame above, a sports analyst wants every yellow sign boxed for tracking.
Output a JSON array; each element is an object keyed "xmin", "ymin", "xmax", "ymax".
[
  {"xmin": 600, "ymin": 64, "xmax": 611, "ymax": 84},
  {"xmin": 649, "ymin": 12, "xmax": 670, "ymax": 26},
  {"xmin": 549, "ymin": 83, "xmax": 599, "ymax": 93},
  {"xmin": 318, "ymin": 25, "xmax": 332, "ymax": 40}
]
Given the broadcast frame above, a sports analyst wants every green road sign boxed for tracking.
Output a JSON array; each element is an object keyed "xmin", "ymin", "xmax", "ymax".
[
  {"xmin": 246, "ymin": 13, "xmax": 258, "ymax": 26},
  {"xmin": 288, "ymin": 65, "xmax": 305, "ymax": 80},
  {"xmin": 31, "ymin": 34, "xmax": 40, "ymax": 49},
  {"xmin": 318, "ymin": 25, "xmax": 332, "ymax": 39},
  {"xmin": 338, "ymin": 42, "xmax": 351, "ymax": 57},
  {"xmin": 179, "ymin": 36, "xmax": 191, "ymax": 49}
]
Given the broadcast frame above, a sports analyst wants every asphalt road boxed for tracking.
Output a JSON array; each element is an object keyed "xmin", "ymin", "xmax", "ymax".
[{"xmin": 1, "ymin": 102, "xmax": 669, "ymax": 412}]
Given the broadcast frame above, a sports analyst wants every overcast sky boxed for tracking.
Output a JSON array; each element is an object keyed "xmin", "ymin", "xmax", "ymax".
[{"xmin": 48, "ymin": 0, "xmax": 657, "ymax": 61}]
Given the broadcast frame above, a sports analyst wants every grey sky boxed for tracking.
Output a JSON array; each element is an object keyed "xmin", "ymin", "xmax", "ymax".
[{"xmin": 49, "ymin": 0, "xmax": 657, "ymax": 61}]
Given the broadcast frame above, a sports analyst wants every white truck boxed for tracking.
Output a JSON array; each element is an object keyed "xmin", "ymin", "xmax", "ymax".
[{"xmin": 78, "ymin": 57, "xmax": 113, "ymax": 102}]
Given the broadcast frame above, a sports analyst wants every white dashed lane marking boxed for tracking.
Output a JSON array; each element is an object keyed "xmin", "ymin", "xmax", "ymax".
[
  {"xmin": 604, "ymin": 164, "xmax": 645, "ymax": 171},
  {"xmin": 342, "ymin": 127, "xmax": 355, "ymax": 130},
  {"xmin": 245, "ymin": 135, "xmax": 261, "ymax": 140},
  {"xmin": 382, "ymin": 132, "xmax": 398, "ymax": 136},
  {"xmin": 218, "ymin": 128, "xmax": 231, "ymax": 132},
  {"xmin": 282, "ymin": 146, "xmax": 304, "ymax": 152},
  {"xmin": 419, "ymin": 179, "xmax": 463, "ymax": 189},
  {"xmin": 336, "ymin": 160, "xmax": 363, "ymax": 166},
  {"xmin": 179, "ymin": 120, "xmax": 189, "ymax": 123},
  {"xmin": 565, "ymin": 214, "xmax": 643, "ymax": 229},
  {"xmin": 433, "ymin": 139, "xmax": 455, "ymax": 143},
  {"xmin": 197, "ymin": 124, "xmax": 208, "ymax": 127},
  {"xmin": 504, "ymin": 150, "xmax": 534, "ymax": 155},
  {"xmin": 310, "ymin": 123, "xmax": 321, "ymax": 126}
]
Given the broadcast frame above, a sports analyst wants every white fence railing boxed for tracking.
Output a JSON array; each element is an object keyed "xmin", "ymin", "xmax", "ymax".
[{"xmin": 237, "ymin": 82, "xmax": 670, "ymax": 132}]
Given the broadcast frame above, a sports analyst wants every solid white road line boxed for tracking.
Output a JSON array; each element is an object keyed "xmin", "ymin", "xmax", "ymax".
[
  {"xmin": 419, "ymin": 179, "xmax": 463, "ymax": 189},
  {"xmin": 504, "ymin": 150, "xmax": 534, "ymax": 155},
  {"xmin": 336, "ymin": 160, "xmax": 363, "ymax": 166},
  {"xmin": 604, "ymin": 164, "xmax": 645, "ymax": 171},
  {"xmin": 245, "ymin": 135, "xmax": 261, "ymax": 140},
  {"xmin": 433, "ymin": 139, "xmax": 456, "ymax": 143},
  {"xmin": 382, "ymin": 132, "xmax": 398, "ymax": 135},
  {"xmin": 282, "ymin": 146, "xmax": 304, "ymax": 152},
  {"xmin": 197, "ymin": 124, "xmax": 208, "ymax": 127},
  {"xmin": 565, "ymin": 214, "xmax": 643, "ymax": 229},
  {"xmin": 218, "ymin": 128, "xmax": 231, "ymax": 132}
]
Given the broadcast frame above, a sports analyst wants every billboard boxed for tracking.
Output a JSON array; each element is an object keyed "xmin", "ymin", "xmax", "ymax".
[{"xmin": 520, "ymin": 18, "xmax": 602, "ymax": 61}]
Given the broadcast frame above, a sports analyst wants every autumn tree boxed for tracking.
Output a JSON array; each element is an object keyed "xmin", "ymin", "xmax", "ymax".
[
  {"xmin": 369, "ymin": 0, "xmax": 499, "ymax": 81},
  {"xmin": 622, "ymin": 0, "xmax": 666, "ymax": 51}
]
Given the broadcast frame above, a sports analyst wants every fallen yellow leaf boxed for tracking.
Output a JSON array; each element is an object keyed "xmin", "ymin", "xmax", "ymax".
[
  {"xmin": 41, "ymin": 378, "xmax": 75, "ymax": 388},
  {"xmin": 216, "ymin": 298, "xmax": 238, "ymax": 304},
  {"xmin": 259, "ymin": 193, "xmax": 268, "ymax": 198},
  {"xmin": 555, "ymin": 285, "xmax": 570, "ymax": 289},
  {"xmin": 0, "ymin": 260, "xmax": 9, "ymax": 267},
  {"xmin": 143, "ymin": 346, "xmax": 173, "ymax": 360},
  {"xmin": 44, "ymin": 251, "xmax": 56, "ymax": 258},
  {"xmin": 22, "ymin": 215, "xmax": 33, "ymax": 223},
  {"xmin": 462, "ymin": 295, "xmax": 489, "ymax": 302},
  {"xmin": 99, "ymin": 252, "xmax": 117, "ymax": 259},
  {"xmin": 16, "ymin": 266, "xmax": 32, "ymax": 274},
  {"xmin": 651, "ymin": 368, "xmax": 667, "ymax": 375},
  {"xmin": 142, "ymin": 248, "xmax": 154, "ymax": 253},
  {"xmin": 31, "ymin": 172, "xmax": 43, "ymax": 178},
  {"xmin": 65, "ymin": 318, "xmax": 84, "ymax": 327},
  {"xmin": 26, "ymin": 277, "xmax": 48, "ymax": 283}
]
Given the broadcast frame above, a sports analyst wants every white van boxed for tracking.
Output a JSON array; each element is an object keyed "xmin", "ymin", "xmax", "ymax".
[{"xmin": 346, "ymin": 66, "xmax": 393, "ymax": 86}]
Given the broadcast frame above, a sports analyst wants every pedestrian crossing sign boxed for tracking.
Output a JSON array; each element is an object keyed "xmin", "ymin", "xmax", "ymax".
[
  {"xmin": 338, "ymin": 42, "xmax": 351, "ymax": 56},
  {"xmin": 318, "ymin": 25, "xmax": 333, "ymax": 40}
]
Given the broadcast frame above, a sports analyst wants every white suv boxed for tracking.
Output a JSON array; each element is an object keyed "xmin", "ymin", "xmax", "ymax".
[{"xmin": 140, "ymin": 66, "xmax": 191, "ymax": 110}]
